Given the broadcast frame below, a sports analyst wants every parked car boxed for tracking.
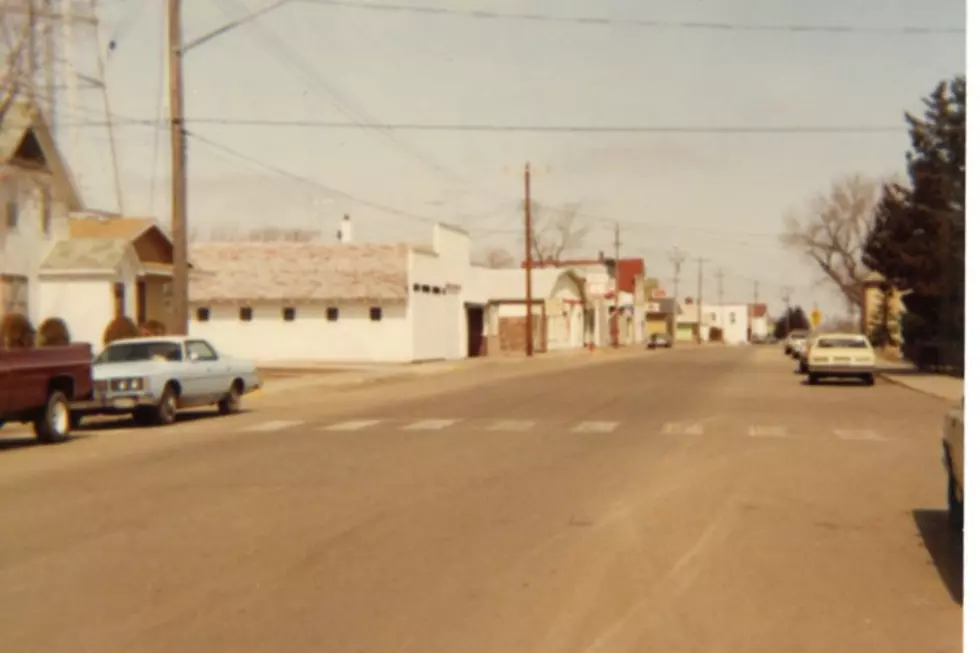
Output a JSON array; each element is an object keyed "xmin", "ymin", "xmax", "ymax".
[
  {"xmin": 75, "ymin": 336, "xmax": 262, "ymax": 426},
  {"xmin": 805, "ymin": 333, "xmax": 876, "ymax": 385},
  {"xmin": 942, "ymin": 396, "xmax": 964, "ymax": 531},
  {"xmin": 647, "ymin": 333, "xmax": 673, "ymax": 349},
  {"xmin": 0, "ymin": 343, "xmax": 94, "ymax": 442},
  {"xmin": 784, "ymin": 330, "xmax": 809, "ymax": 356}
]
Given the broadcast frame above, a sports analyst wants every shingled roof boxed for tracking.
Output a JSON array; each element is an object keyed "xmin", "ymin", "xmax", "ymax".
[{"xmin": 189, "ymin": 242, "xmax": 410, "ymax": 304}]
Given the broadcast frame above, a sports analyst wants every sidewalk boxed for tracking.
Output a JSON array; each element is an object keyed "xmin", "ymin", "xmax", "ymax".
[{"xmin": 878, "ymin": 361, "xmax": 963, "ymax": 402}]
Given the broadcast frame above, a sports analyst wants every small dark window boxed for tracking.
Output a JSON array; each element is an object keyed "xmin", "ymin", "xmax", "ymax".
[
  {"xmin": 239, "ymin": 307, "xmax": 253, "ymax": 322},
  {"xmin": 369, "ymin": 307, "xmax": 382, "ymax": 321},
  {"xmin": 283, "ymin": 307, "xmax": 296, "ymax": 322},
  {"xmin": 432, "ymin": 287, "xmax": 442, "ymax": 295},
  {"xmin": 196, "ymin": 307, "xmax": 210, "ymax": 322},
  {"xmin": 412, "ymin": 283, "xmax": 421, "ymax": 292},
  {"xmin": 326, "ymin": 307, "xmax": 339, "ymax": 321}
]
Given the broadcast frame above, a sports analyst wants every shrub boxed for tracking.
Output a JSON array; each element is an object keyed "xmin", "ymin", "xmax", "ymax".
[
  {"xmin": 102, "ymin": 316, "xmax": 141, "ymax": 346},
  {"xmin": 0, "ymin": 313, "xmax": 36, "ymax": 349},
  {"xmin": 140, "ymin": 319, "xmax": 167, "ymax": 336},
  {"xmin": 37, "ymin": 317, "xmax": 71, "ymax": 347}
]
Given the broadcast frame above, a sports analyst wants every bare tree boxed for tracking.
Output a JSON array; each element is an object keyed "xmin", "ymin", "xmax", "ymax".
[
  {"xmin": 780, "ymin": 174, "xmax": 882, "ymax": 310},
  {"xmin": 190, "ymin": 225, "xmax": 321, "ymax": 242},
  {"xmin": 473, "ymin": 247, "xmax": 516, "ymax": 268},
  {"xmin": 523, "ymin": 201, "xmax": 590, "ymax": 262}
]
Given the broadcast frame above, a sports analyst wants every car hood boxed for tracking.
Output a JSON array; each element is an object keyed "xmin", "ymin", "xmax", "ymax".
[{"xmin": 93, "ymin": 360, "xmax": 173, "ymax": 379}]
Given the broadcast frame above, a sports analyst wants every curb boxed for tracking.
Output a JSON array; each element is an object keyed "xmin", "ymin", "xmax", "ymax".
[{"xmin": 878, "ymin": 373, "xmax": 961, "ymax": 403}]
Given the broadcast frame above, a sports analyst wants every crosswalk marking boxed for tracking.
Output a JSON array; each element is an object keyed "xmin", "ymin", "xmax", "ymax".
[
  {"xmin": 487, "ymin": 420, "xmax": 536, "ymax": 432},
  {"xmin": 572, "ymin": 421, "xmax": 619, "ymax": 433},
  {"xmin": 321, "ymin": 419, "xmax": 382, "ymax": 431},
  {"xmin": 748, "ymin": 426, "xmax": 789, "ymax": 438},
  {"xmin": 661, "ymin": 422, "xmax": 704, "ymax": 436},
  {"xmin": 243, "ymin": 420, "xmax": 304, "ymax": 432},
  {"xmin": 833, "ymin": 428, "xmax": 885, "ymax": 442},
  {"xmin": 403, "ymin": 419, "xmax": 458, "ymax": 431}
]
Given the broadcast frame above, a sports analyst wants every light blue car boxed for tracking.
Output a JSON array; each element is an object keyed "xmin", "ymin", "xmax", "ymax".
[{"xmin": 76, "ymin": 336, "xmax": 262, "ymax": 426}]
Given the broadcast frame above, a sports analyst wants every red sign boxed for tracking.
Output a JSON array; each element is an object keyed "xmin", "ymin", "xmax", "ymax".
[{"xmin": 650, "ymin": 288, "xmax": 667, "ymax": 299}]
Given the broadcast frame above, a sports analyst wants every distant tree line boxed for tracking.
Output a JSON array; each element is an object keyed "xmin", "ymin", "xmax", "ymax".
[{"xmin": 772, "ymin": 306, "xmax": 811, "ymax": 340}]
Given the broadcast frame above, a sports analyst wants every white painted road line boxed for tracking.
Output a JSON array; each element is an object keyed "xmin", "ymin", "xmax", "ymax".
[
  {"xmin": 243, "ymin": 420, "xmax": 305, "ymax": 432},
  {"xmin": 402, "ymin": 419, "xmax": 458, "ymax": 431},
  {"xmin": 661, "ymin": 422, "xmax": 704, "ymax": 436},
  {"xmin": 487, "ymin": 420, "xmax": 536, "ymax": 432},
  {"xmin": 748, "ymin": 426, "xmax": 790, "ymax": 438},
  {"xmin": 572, "ymin": 421, "xmax": 619, "ymax": 433},
  {"xmin": 321, "ymin": 419, "xmax": 382, "ymax": 432},
  {"xmin": 834, "ymin": 428, "xmax": 886, "ymax": 442}
]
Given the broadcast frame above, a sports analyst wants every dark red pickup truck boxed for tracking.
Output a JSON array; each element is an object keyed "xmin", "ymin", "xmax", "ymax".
[{"xmin": 0, "ymin": 344, "xmax": 94, "ymax": 443}]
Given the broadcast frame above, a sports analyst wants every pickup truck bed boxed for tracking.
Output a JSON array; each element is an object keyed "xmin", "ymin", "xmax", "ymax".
[{"xmin": 0, "ymin": 344, "xmax": 94, "ymax": 443}]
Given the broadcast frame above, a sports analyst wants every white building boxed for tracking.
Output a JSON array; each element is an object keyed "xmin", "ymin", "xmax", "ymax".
[
  {"xmin": 749, "ymin": 303, "xmax": 770, "ymax": 340},
  {"xmin": 699, "ymin": 303, "xmax": 750, "ymax": 345},
  {"xmin": 188, "ymin": 221, "xmax": 475, "ymax": 363},
  {"xmin": 2, "ymin": 99, "xmax": 176, "ymax": 349}
]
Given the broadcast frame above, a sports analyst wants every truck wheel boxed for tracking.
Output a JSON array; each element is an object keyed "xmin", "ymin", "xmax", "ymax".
[
  {"xmin": 218, "ymin": 383, "xmax": 242, "ymax": 415},
  {"xmin": 154, "ymin": 385, "xmax": 178, "ymax": 426},
  {"xmin": 33, "ymin": 390, "xmax": 71, "ymax": 443},
  {"xmin": 948, "ymin": 473, "xmax": 964, "ymax": 532}
]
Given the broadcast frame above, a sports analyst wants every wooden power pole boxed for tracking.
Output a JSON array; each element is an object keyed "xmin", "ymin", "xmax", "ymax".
[
  {"xmin": 716, "ymin": 268, "xmax": 725, "ymax": 306},
  {"xmin": 695, "ymin": 257, "xmax": 704, "ymax": 344},
  {"xmin": 669, "ymin": 246, "xmax": 685, "ymax": 300},
  {"xmin": 168, "ymin": 0, "xmax": 189, "ymax": 335},
  {"xmin": 612, "ymin": 222, "xmax": 621, "ymax": 347},
  {"xmin": 523, "ymin": 162, "xmax": 533, "ymax": 357}
]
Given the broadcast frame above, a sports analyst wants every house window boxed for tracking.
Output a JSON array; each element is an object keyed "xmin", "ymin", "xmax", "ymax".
[
  {"xmin": 113, "ymin": 282, "xmax": 126, "ymax": 317},
  {"xmin": 421, "ymin": 285, "xmax": 431, "ymax": 293},
  {"xmin": 729, "ymin": 312, "xmax": 736, "ymax": 325},
  {"xmin": 283, "ymin": 307, "xmax": 296, "ymax": 322},
  {"xmin": 326, "ymin": 307, "xmax": 339, "ymax": 321},
  {"xmin": 432, "ymin": 287, "xmax": 441, "ymax": 295},
  {"xmin": 239, "ymin": 307, "xmax": 253, "ymax": 322},
  {"xmin": 0, "ymin": 274, "xmax": 28, "ymax": 315},
  {"xmin": 369, "ymin": 307, "xmax": 383, "ymax": 321},
  {"xmin": 196, "ymin": 307, "xmax": 210, "ymax": 322}
]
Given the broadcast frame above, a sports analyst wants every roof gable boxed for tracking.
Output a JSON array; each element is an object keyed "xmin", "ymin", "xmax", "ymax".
[
  {"xmin": 0, "ymin": 99, "xmax": 83, "ymax": 210},
  {"xmin": 39, "ymin": 238, "xmax": 136, "ymax": 272}
]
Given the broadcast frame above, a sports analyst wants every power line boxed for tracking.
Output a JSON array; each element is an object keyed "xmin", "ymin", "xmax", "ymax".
[
  {"xmin": 69, "ymin": 116, "xmax": 910, "ymax": 134},
  {"xmin": 297, "ymin": 1, "xmax": 964, "ymax": 35}
]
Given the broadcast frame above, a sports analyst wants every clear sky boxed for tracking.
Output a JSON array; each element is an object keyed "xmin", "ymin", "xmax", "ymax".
[{"xmin": 56, "ymin": 0, "xmax": 965, "ymax": 319}]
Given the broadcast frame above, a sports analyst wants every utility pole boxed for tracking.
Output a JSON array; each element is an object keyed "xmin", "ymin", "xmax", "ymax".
[
  {"xmin": 669, "ymin": 246, "xmax": 685, "ymax": 300},
  {"xmin": 168, "ymin": 0, "xmax": 189, "ymax": 335},
  {"xmin": 523, "ymin": 162, "xmax": 533, "ymax": 356},
  {"xmin": 26, "ymin": 0, "xmax": 37, "ymax": 103},
  {"xmin": 695, "ymin": 257, "xmax": 705, "ymax": 344},
  {"xmin": 715, "ymin": 268, "xmax": 725, "ymax": 306},
  {"xmin": 42, "ymin": 0, "xmax": 54, "ymax": 123},
  {"xmin": 612, "ymin": 221, "xmax": 621, "ymax": 347}
]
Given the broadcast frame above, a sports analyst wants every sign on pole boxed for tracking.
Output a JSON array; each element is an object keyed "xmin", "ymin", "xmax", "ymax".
[{"xmin": 811, "ymin": 307, "xmax": 821, "ymax": 328}]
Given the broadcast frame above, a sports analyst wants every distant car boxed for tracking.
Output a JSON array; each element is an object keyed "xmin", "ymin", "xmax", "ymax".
[
  {"xmin": 805, "ymin": 333, "xmax": 876, "ymax": 385},
  {"xmin": 942, "ymin": 397, "xmax": 964, "ymax": 531},
  {"xmin": 784, "ymin": 330, "xmax": 809, "ymax": 356},
  {"xmin": 647, "ymin": 333, "xmax": 673, "ymax": 349},
  {"xmin": 75, "ymin": 336, "xmax": 262, "ymax": 426}
]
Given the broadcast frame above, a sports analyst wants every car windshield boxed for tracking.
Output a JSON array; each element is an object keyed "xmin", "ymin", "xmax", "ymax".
[
  {"xmin": 816, "ymin": 337, "xmax": 869, "ymax": 349},
  {"xmin": 96, "ymin": 341, "xmax": 183, "ymax": 364}
]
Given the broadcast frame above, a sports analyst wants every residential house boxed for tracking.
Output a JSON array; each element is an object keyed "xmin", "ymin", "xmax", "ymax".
[
  {"xmin": 188, "ymin": 221, "xmax": 475, "ymax": 363},
  {"xmin": 477, "ymin": 265, "xmax": 589, "ymax": 355},
  {"xmin": 523, "ymin": 256, "xmax": 619, "ymax": 347},
  {"xmin": 1, "ymin": 99, "xmax": 176, "ymax": 348},
  {"xmin": 1, "ymin": 98, "xmax": 82, "ymax": 324},
  {"xmin": 748, "ymin": 303, "xmax": 769, "ymax": 340},
  {"xmin": 700, "ymin": 303, "xmax": 750, "ymax": 344}
]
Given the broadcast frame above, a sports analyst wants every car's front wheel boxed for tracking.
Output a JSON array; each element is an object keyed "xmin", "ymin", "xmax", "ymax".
[
  {"xmin": 218, "ymin": 383, "xmax": 242, "ymax": 415},
  {"xmin": 152, "ymin": 385, "xmax": 178, "ymax": 426}
]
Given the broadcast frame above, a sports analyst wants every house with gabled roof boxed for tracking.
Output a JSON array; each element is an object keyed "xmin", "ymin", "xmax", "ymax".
[{"xmin": 1, "ymin": 98, "xmax": 178, "ymax": 348}]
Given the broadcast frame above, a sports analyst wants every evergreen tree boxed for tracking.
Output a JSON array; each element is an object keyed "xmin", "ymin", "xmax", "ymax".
[
  {"xmin": 867, "ymin": 284, "xmax": 897, "ymax": 348},
  {"xmin": 862, "ymin": 76, "xmax": 965, "ymax": 368}
]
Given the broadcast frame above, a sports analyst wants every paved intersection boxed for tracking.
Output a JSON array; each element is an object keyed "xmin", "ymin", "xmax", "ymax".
[{"xmin": 0, "ymin": 345, "xmax": 961, "ymax": 653}]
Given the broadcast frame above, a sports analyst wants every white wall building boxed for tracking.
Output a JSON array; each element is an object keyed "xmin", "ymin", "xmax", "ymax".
[
  {"xmin": 699, "ymin": 303, "xmax": 750, "ymax": 345},
  {"xmin": 188, "ymin": 221, "xmax": 476, "ymax": 364}
]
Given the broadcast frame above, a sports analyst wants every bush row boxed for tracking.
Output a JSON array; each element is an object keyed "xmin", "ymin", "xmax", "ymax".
[{"xmin": 0, "ymin": 314, "xmax": 170, "ymax": 349}]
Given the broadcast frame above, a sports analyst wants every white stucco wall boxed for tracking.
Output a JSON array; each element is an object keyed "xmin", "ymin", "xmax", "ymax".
[
  {"xmin": 750, "ymin": 316, "xmax": 769, "ymax": 337},
  {"xmin": 702, "ymin": 303, "xmax": 750, "ymax": 344},
  {"xmin": 188, "ymin": 302, "xmax": 412, "ymax": 363},
  {"xmin": 0, "ymin": 181, "xmax": 69, "ymax": 323},
  {"xmin": 408, "ymin": 249, "xmax": 456, "ymax": 361},
  {"xmin": 38, "ymin": 275, "xmax": 114, "ymax": 350}
]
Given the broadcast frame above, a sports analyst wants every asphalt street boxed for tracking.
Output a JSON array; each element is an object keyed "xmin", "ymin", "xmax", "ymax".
[{"xmin": 0, "ymin": 345, "xmax": 962, "ymax": 652}]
